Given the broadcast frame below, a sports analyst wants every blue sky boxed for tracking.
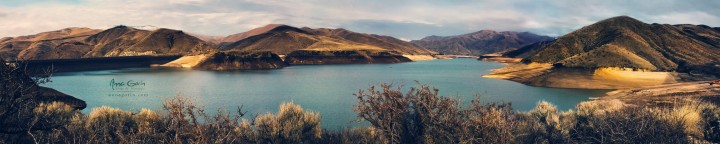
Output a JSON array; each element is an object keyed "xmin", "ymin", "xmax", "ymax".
[{"xmin": 1, "ymin": 0, "xmax": 719, "ymax": 40}]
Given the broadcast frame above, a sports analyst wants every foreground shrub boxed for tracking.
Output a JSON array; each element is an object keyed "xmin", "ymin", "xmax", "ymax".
[
  {"xmin": 5, "ymin": 83, "xmax": 720, "ymax": 143},
  {"xmin": 255, "ymin": 102, "xmax": 322, "ymax": 143},
  {"xmin": 353, "ymin": 83, "xmax": 518, "ymax": 143},
  {"xmin": 514, "ymin": 101, "xmax": 570, "ymax": 143},
  {"xmin": 86, "ymin": 106, "xmax": 137, "ymax": 142}
]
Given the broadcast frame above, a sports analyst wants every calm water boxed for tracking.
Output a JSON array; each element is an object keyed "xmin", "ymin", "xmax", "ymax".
[{"xmin": 43, "ymin": 58, "xmax": 608, "ymax": 129}]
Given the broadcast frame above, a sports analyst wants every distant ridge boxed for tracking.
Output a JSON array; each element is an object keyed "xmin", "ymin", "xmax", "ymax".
[{"xmin": 411, "ymin": 30, "xmax": 553, "ymax": 55}]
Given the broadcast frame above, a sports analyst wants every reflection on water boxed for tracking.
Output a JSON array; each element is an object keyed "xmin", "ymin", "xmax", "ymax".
[{"xmin": 43, "ymin": 59, "xmax": 609, "ymax": 129}]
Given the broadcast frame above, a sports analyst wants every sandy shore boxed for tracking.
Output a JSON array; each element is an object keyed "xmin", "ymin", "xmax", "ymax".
[
  {"xmin": 480, "ymin": 57, "xmax": 523, "ymax": 63},
  {"xmin": 402, "ymin": 55, "xmax": 436, "ymax": 61},
  {"xmin": 483, "ymin": 63, "xmax": 699, "ymax": 89},
  {"xmin": 156, "ymin": 54, "xmax": 208, "ymax": 68}
]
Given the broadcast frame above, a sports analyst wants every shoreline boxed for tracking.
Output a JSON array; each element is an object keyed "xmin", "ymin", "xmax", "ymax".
[{"xmin": 11, "ymin": 55, "xmax": 182, "ymax": 75}]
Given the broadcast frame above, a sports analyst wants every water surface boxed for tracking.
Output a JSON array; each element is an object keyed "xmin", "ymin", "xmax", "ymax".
[{"xmin": 44, "ymin": 59, "xmax": 608, "ymax": 129}]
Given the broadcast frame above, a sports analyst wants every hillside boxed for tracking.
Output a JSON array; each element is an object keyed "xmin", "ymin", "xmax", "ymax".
[
  {"xmin": 485, "ymin": 16, "xmax": 720, "ymax": 89},
  {"xmin": 525, "ymin": 16, "xmax": 720, "ymax": 71},
  {"xmin": 220, "ymin": 25, "xmax": 395, "ymax": 55},
  {"xmin": 301, "ymin": 27, "xmax": 436, "ymax": 55},
  {"xmin": 0, "ymin": 26, "xmax": 215, "ymax": 61},
  {"xmin": 84, "ymin": 26, "xmax": 215, "ymax": 57},
  {"xmin": 411, "ymin": 30, "xmax": 553, "ymax": 55},
  {"xmin": 1, "ymin": 28, "xmax": 102, "ymax": 60}
]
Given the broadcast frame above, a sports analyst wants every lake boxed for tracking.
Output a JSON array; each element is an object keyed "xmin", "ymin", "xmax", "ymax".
[{"xmin": 43, "ymin": 58, "xmax": 609, "ymax": 129}]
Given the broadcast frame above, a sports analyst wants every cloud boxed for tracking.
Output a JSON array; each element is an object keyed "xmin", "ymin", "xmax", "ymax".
[{"xmin": 0, "ymin": 0, "xmax": 719, "ymax": 39}]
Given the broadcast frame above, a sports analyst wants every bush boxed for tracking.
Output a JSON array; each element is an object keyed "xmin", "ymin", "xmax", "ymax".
[
  {"xmin": 353, "ymin": 83, "xmax": 518, "ymax": 143},
  {"xmin": 515, "ymin": 101, "xmax": 569, "ymax": 143},
  {"xmin": 86, "ymin": 106, "xmax": 137, "ymax": 142},
  {"xmin": 568, "ymin": 102, "xmax": 688, "ymax": 143},
  {"xmin": 255, "ymin": 101, "xmax": 322, "ymax": 143}
]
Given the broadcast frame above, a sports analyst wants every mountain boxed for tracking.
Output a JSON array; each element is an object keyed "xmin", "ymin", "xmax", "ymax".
[
  {"xmin": 411, "ymin": 30, "xmax": 553, "ymax": 55},
  {"xmin": 0, "ymin": 27, "xmax": 102, "ymax": 60},
  {"xmin": 300, "ymin": 27, "xmax": 436, "ymax": 55},
  {"xmin": 84, "ymin": 26, "xmax": 215, "ymax": 57},
  {"xmin": 214, "ymin": 24, "xmax": 435, "ymax": 55},
  {"xmin": 219, "ymin": 25, "xmax": 398, "ymax": 54},
  {"xmin": 1, "ymin": 26, "xmax": 215, "ymax": 60},
  {"xmin": 524, "ymin": 16, "xmax": 720, "ymax": 71}
]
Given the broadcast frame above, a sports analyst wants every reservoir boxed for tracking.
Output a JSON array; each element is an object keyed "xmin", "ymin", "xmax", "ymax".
[{"xmin": 43, "ymin": 58, "xmax": 609, "ymax": 129}]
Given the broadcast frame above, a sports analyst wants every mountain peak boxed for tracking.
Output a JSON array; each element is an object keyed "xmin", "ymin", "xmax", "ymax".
[{"xmin": 593, "ymin": 15, "xmax": 646, "ymax": 27}]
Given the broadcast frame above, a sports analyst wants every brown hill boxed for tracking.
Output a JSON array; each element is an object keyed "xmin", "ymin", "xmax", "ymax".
[
  {"xmin": 301, "ymin": 27, "xmax": 436, "ymax": 55},
  {"xmin": 0, "ymin": 26, "xmax": 216, "ymax": 61},
  {"xmin": 525, "ymin": 16, "xmax": 720, "ymax": 71},
  {"xmin": 411, "ymin": 30, "xmax": 553, "ymax": 55},
  {"xmin": 219, "ymin": 25, "xmax": 390, "ymax": 55},
  {"xmin": 1, "ymin": 28, "xmax": 101, "ymax": 60},
  {"xmin": 84, "ymin": 26, "xmax": 215, "ymax": 57}
]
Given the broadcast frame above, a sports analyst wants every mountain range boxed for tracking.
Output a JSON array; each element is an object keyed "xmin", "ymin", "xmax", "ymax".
[{"xmin": 410, "ymin": 30, "xmax": 553, "ymax": 55}]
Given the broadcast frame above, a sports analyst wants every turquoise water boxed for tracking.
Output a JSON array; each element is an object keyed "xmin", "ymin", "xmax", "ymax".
[{"xmin": 43, "ymin": 59, "xmax": 608, "ymax": 129}]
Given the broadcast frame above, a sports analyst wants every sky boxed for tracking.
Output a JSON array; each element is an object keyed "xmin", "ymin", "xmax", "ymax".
[{"xmin": 1, "ymin": 0, "xmax": 719, "ymax": 40}]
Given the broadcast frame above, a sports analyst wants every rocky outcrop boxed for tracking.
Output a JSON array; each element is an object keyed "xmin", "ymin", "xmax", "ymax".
[
  {"xmin": 411, "ymin": 30, "xmax": 553, "ymax": 55},
  {"xmin": 190, "ymin": 51, "xmax": 286, "ymax": 70},
  {"xmin": 284, "ymin": 50, "xmax": 411, "ymax": 64}
]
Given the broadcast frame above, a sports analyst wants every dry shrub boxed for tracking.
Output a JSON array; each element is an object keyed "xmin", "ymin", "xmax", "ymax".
[
  {"xmin": 699, "ymin": 103, "xmax": 720, "ymax": 142},
  {"xmin": 255, "ymin": 101, "xmax": 322, "ymax": 143},
  {"xmin": 515, "ymin": 101, "xmax": 570, "ymax": 143},
  {"xmin": 568, "ymin": 103, "xmax": 688, "ymax": 143},
  {"xmin": 134, "ymin": 108, "xmax": 160, "ymax": 134},
  {"xmin": 86, "ymin": 106, "xmax": 137, "ymax": 142},
  {"xmin": 319, "ymin": 127, "xmax": 379, "ymax": 144},
  {"xmin": 233, "ymin": 119, "xmax": 255, "ymax": 142},
  {"xmin": 353, "ymin": 83, "xmax": 517, "ymax": 143},
  {"xmin": 32, "ymin": 102, "xmax": 76, "ymax": 131}
]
